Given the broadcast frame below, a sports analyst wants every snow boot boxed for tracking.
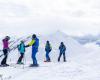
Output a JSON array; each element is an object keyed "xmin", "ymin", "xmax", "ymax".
[
  {"xmin": 29, "ymin": 64, "xmax": 39, "ymax": 67},
  {"xmin": 0, "ymin": 64, "xmax": 9, "ymax": 67},
  {"xmin": 64, "ymin": 60, "xmax": 67, "ymax": 62},
  {"xmin": 17, "ymin": 62, "xmax": 24, "ymax": 65},
  {"xmin": 44, "ymin": 60, "xmax": 51, "ymax": 62}
]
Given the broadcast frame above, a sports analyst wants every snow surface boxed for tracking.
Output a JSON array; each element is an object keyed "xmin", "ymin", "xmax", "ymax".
[{"xmin": 0, "ymin": 32, "xmax": 100, "ymax": 80}]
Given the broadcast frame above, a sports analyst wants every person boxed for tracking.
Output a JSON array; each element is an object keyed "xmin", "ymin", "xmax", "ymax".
[
  {"xmin": 26, "ymin": 34, "xmax": 39, "ymax": 67},
  {"xmin": 58, "ymin": 42, "xmax": 66, "ymax": 62},
  {"xmin": 44, "ymin": 41, "xmax": 52, "ymax": 62},
  {"xmin": 17, "ymin": 41, "xmax": 25, "ymax": 64},
  {"xmin": 0, "ymin": 36, "xmax": 10, "ymax": 66}
]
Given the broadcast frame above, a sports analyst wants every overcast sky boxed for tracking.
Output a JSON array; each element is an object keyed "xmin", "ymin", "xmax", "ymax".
[{"xmin": 0, "ymin": 0, "xmax": 100, "ymax": 37}]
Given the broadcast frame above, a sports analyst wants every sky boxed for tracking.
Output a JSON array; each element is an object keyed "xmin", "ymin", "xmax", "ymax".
[{"xmin": 0, "ymin": 0, "xmax": 100, "ymax": 37}]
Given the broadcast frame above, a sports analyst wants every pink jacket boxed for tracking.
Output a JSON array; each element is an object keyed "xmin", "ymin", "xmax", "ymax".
[{"xmin": 3, "ymin": 39, "xmax": 9, "ymax": 49}]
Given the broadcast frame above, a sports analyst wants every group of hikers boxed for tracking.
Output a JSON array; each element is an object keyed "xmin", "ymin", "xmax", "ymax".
[{"xmin": 0, "ymin": 34, "xmax": 66, "ymax": 67}]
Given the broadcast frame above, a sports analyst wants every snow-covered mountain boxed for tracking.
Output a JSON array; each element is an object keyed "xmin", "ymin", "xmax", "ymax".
[
  {"xmin": 1, "ymin": 31, "xmax": 89, "ymax": 63},
  {"xmin": 1, "ymin": 31, "xmax": 100, "ymax": 80},
  {"xmin": 73, "ymin": 34, "xmax": 100, "ymax": 44}
]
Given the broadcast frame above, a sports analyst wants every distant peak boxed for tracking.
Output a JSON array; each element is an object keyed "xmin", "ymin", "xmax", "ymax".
[
  {"xmin": 54, "ymin": 30, "xmax": 67, "ymax": 36},
  {"xmin": 56, "ymin": 30, "xmax": 63, "ymax": 34}
]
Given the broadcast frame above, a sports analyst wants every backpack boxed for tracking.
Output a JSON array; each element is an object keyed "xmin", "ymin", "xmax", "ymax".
[{"xmin": 17, "ymin": 44, "xmax": 21, "ymax": 51}]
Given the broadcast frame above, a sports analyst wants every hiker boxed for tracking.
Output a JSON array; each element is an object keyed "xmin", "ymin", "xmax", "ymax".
[
  {"xmin": 58, "ymin": 42, "xmax": 66, "ymax": 62},
  {"xmin": 0, "ymin": 36, "xmax": 10, "ymax": 66},
  {"xmin": 17, "ymin": 40, "xmax": 25, "ymax": 64},
  {"xmin": 44, "ymin": 41, "xmax": 52, "ymax": 62},
  {"xmin": 26, "ymin": 34, "xmax": 39, "ymax": 67}
]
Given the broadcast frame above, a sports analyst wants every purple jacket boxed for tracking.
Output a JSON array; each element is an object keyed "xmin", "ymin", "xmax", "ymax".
[{"xmin": 3, "ymin": 39, "xmax": 9, "ymax": 49}]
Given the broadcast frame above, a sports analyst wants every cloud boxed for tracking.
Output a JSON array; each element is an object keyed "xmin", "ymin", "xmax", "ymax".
[
  {"xmin": 0, "ymin": 1, "xmax": 30, "ymax": 17},
  {"xmin": 0, "ymin": 0, "xmax": 100, "ymax": 36}
]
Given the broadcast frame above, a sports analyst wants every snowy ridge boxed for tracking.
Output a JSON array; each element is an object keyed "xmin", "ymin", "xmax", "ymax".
[
  {"xmin": 0, "ymin": 32, "xmax": 100, "ymax": 80},
  {"xmin": 4, "ymin": 31, "xmax": 89, "ymax": 62}
]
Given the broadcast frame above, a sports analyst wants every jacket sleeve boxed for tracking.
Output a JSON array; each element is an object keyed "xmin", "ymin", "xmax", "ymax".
[
  {"xmin": 64, "ymin": 45, "xmax": 66, "ymax": 51},
  {"xmin": 50, "ymin": 45, "xmax": 52, "ymax": 50},
  {"xmin": 28, "ymin": 40, "xmax": 35, "ymax": 46},
  {"xmin": 59, "ymin": 46, "xmax": 61, "ymax": 50},
  {"xmin": 45, "ymin": 45, "xmax": 47, "ymax": 51}
]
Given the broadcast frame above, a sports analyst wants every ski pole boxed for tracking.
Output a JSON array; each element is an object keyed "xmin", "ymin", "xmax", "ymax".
[
  {"xmin": 23, "ymin": 54, "xmax": 26, "ymax": 69},
  {"xmin": 0, "ymin": 54, "xmax": 4, "ymax": 58}
]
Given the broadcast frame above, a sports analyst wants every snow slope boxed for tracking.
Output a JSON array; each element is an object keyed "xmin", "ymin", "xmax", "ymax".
[
  {"xmin": 0, "ymin": 31, "xmax": 100, "ymax": 80},
  {"xmin": 4, "ymin": 31, "xmax": 89, "ymax": 62}
]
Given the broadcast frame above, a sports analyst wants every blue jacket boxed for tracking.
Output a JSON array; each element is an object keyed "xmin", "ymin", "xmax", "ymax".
[
  {"xmin": 28, "ymin": 37, "xmax": 39, "ymax": 53},
  {"xmin": 59, "ymin": 44, "xmax": 66, "ymax": 53},
  {"xmin": 32, "ymin": 38, "xmax": 39, "ymax": 53},
  {"xmin": 45, "ymin": 43, "xmax": 52, "ymax": 52}
]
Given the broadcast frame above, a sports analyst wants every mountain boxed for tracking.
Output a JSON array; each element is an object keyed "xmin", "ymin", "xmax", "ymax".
[
  {"xmin": 73, "ymin": 34, "xmax": 100, "ymax": 44},
  {"xmin": 1, "ymin": 31, "xmax": 100, "ymax": 80},
  {"xmin": 0, "ymin": 31, "xmax": 100, "ymax": 80},
  {"xmin": 1, "ymin": 31, "xmax": 89, "ymax": 63}
]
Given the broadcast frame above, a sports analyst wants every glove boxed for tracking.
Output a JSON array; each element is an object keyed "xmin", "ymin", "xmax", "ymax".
[{"xmin": 25, "ymin": 45, "xmax": 30, "ymax": 48}]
